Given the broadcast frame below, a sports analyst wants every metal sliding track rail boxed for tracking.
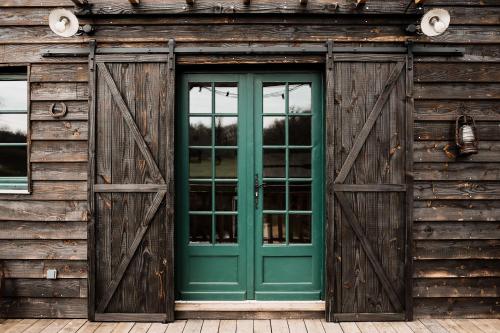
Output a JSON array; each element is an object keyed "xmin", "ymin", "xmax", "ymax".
[{"xmin": 42, "ymin": 39, "xmax": 465, "ymax": 57}]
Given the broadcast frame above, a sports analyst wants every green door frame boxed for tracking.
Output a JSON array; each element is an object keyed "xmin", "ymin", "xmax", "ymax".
[{"xmin": 175, "ymin": 72, "xmax": 324, "ymax": 301}]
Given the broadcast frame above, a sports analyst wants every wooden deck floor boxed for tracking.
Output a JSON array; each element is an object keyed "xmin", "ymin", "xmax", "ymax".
[
  {"xmin": 0, "ymin": 319, "xmax": 500, "ymax": 333},
  {"xmin": 0, "ymin": 319, "xmax": 499, "ymax": 333}
]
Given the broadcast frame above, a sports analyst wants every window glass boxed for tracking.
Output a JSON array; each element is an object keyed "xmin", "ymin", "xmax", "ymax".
[
  {"xmin": 188, "ymin": 80, "xmax": 239, "ymax": 244},
  {"xmin": 0, "ymin": 72, "xmax": 28, "ymax": 192}
]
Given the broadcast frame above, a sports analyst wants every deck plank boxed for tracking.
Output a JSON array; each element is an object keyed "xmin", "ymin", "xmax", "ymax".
[
  {"xmin": 340, "ymin": 322, "xmax": 361, "ymax": 333},
  {"xmin": 58, "ymin": 319, "xmax": 88, "ymax": 333},
  {"xmin": 95, "ymin": 323, "xmax": 118, "ymax": 333},
  {"xmin": 219, "ymin": 320, "xmax": 236, "ymax": 333},
  {"xmin": 253, "ymin": 320, "xmax": 270, "ymax": 333},
  {"xmin": 304, "ymin": 319, "xmax": 325, "ymax": 333},
  {"xmin": 436, "ymin": 319, "xmax": 463, "ymax": 333},
  {"xmin": 470, "ymin": 319, "xmax": 500, "ymax": 333},
  {"xmin": 320, "ymin": 319, "xmax": 343, "ymax": 333},
  {"xmin": 288, "ymin": 319, "xmax": 306, "ymax": 333},
  {"xmin": 3, "ymin": 319, "xmax": 38, "ymax": 333},
  {"xmin": 0, "ymin": 319, "xmax": 493, "ymax": 333},
  {"xmin": 74, "ymin": 321, "xmax": 102, "ymax": 333},
  {"xmin": 23, "ymin": 319, "xmax": 54, "ymax": 333},
  {"xmin": 356, "ymin": 322, "xmax": 379, "ymax": 333},
  {"xmin": 129, "ymin": 324, "xmax": 152, "ymax": 333},
  {"xmin": 406, "ymin": 321, "xmax": 432, "ymax": 333},
  {"xmin": 0, "ymin": 319, "xmax": 22, "ymax": 326},
  {"xmin": 270, "ymin": 320, "xmax": 289, "ymax": 333},
  {"xmin": 183, "ymin": 320, "xmax": 202, "ymax": 333},
  {"xmin": 1, "ymin": 319, "xmax": 24, "ymax": 332},
  {"xmin": 40, "ymin": 319, "xmax": 71, "ymax": 333},
  {"xmin": 165, "ymin": 321, "xmax": 186, "ymax": 333},
  {"xmin": 373, "ymin": 322, "xmax": 398, "ymax": 333},
  {"xmin": 389, "ymin": 322, "xmax": 414, "ymax": 333},
  {"xmin": 200, "ymin": 320, "xmax": 219, "ymax": 333},
  {"xmin": 147, "ymin": 323, "xmax": 169, "ymax": 333},
  {"xmin": 454, "ymin": 319, "xmax": 484, "ymax": 333},
  {"xmin": 112, "ymin": 322, "xmax": 135, "ymax": 333},
  {"xmin": 235, "ymin": 320, "xmax": 252, "ymax": 333},
  {"xmin": 420, "ymin": 319, "xmax": 449, "ymax": 333}
]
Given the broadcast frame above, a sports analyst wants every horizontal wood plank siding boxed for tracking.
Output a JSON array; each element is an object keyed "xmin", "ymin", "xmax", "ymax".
[
  {"xmin": 412, "ymin": 6, "xmax": 500, "ymax": 317},
  {"xmin": 0, "ymin": 0, "xmax": 498, "ymax": 320}
]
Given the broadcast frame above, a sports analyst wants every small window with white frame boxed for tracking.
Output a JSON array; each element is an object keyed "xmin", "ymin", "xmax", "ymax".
[{"xmin": 0, "ymin": 68, "xmax": 29, "ymax": 193}]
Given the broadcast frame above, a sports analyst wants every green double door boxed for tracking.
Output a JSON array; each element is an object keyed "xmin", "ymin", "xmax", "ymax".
[{"xmin": 176, "ymin": 72, "xmax": 324, "ymax": 300}]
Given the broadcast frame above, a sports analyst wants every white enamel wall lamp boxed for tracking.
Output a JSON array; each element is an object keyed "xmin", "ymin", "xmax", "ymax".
[
  {"xmin": 49, "ymin": 8, "xmax": 94, "ymax": 37},
  {"xmin": 420, "ymin": 8, "xmax": 451, "ymax": 37}
]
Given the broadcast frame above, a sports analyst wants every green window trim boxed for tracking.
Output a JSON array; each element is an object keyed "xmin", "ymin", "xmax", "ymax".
[{"xmin": 0, "ymin": 70, "xmax": 29, "ymax": 193}]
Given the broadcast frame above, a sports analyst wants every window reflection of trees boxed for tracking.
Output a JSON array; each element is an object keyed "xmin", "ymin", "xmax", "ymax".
[
  {"xmin": 189, "ymin": 122, "xmax": 211, "ymax": 146},
  {"xmin": 215, "ymin": 118, "xmax": 237, "ymax": 146},
  {"xmin": 0, "ymin": 126, "xmax": 26, "ymax": 143},
  {"xmin": 0, "ymin": 126, "xmax": 27, "ymax": 177},
  {"xmin": 263, "ymin": 116, "xmax": 311, "ymax": 147}
]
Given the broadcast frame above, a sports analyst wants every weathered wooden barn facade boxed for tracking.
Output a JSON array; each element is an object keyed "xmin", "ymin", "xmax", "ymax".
[{"xmin": 0, "ymin": 0, "xmax": 498, "ymax": 322}]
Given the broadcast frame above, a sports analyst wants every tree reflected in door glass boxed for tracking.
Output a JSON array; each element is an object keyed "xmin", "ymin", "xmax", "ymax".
[
  {"xmin": 263, "ymin": 149, "xmax": 286, "ymax": 178},
  {"xmin": 215, "ymin": 149, "xmax": 237, "ymax": 178},
  {"xmin": 215, "ymin": 116, "xmax": 238, "ymax": 146},
  {"xmin": 189, "ymin": 148, "xmax": 211, "ymax": 179},
  {"xmin": 189, "ymin": 116, "xmax": 212, "ymax": 146},
  {"xmin": 263, "ymin": 116, "xmax": 286, "ymax": 146},
  {"xmin": 288, "ymin": 116, "xmax": 311, "ymax": 146}
]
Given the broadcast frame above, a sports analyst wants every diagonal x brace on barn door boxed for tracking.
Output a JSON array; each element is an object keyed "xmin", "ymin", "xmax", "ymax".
[
  {"xmin": 97, "ymin": 62, "xmax": 166, "ymax": 185},
  {"xmin": 334, "ymin": 61, "xmax": 405, "ymax": 184},
  {"xmin": 97, "ymin": 190, "xmax": 166, "ymax": 312},
  {"xmin": 334, "ymin": 191, "xmax": 404, "ymax": 313}
]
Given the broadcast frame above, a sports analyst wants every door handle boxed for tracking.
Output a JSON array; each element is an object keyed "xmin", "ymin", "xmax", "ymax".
[
  {"xmin": 254, "ymin": 174, "xmax": 260, "ymax": 208},
  {"xmin": 254, "ymin": 174, "xmax": 265, "ymax": 208}
]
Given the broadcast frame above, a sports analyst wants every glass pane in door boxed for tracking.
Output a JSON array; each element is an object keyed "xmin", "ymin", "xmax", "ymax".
[
  {"xmin": 260, "ymin": 82, "xmax": 313, "ymax": 245},
  {"xmin": 188, "ymin": 82, "xmax": 239, "ymax": 245}
]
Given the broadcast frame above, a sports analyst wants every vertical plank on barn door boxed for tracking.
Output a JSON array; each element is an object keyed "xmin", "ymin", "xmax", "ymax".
[
  {"xmin": 88, "ymin": 52, "xmax": 174, "ymax": 322},
  {"xmin": 325, "ymin": 54, "xmax": 410, "ymax": 322}
]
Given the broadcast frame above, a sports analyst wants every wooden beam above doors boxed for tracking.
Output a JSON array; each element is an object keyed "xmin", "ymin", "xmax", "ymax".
[{"xmin": 73, "ymin": 0, "xmax": 422, "ymax": 16}]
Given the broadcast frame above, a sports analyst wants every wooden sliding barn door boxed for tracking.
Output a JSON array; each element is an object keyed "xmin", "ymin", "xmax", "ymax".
[
  {"xmin": 326, "ymin": 53, "xmax": 413, "ymax": 321},
  {"xmin": 88, "ymin": 52, "xmax": 175, "ymax": 322}
]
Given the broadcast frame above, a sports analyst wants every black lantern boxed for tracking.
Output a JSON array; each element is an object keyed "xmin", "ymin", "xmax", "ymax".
[{"xmin": 455, "ymin": 115, "xmax": 479, "ymax": 155}]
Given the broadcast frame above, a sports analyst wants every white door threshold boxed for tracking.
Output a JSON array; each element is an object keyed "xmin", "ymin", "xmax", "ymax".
[{"xmin": 175, "ymin": 300, "xmax": 325, "ymax": 312}]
